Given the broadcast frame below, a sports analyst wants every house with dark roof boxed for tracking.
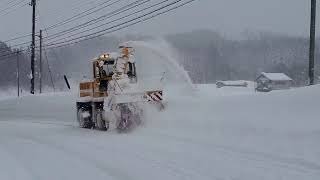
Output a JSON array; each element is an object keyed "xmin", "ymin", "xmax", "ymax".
[{"xmin": 255, "ymin": 72, "xmax": 293, "ymax": 92}]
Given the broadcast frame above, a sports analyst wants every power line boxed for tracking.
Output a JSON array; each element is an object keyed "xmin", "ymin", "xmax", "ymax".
[
  {"xmin": 1, "ymin": 0, "xmax": 113, "ymax": 49},
  {"xmin": 1, "ymin": 0, "xmax": 21, "ymax": 5},
  {"xmin": 44, "ymin": 0, "xmax": 104, "ymax": 20},
  {"xmin": 0, "ymin": 1, "xmax": 102, "ymax": 43},
  {"xmin": 46, "ymin": 0, "xmax": 187, "ymax": 46},
  {"xmin": 2, "ymin": 0, "xmax": 197, "ymax": 58},
  {"xmin": 45, "ymin": 0, "xmax": 150, "ymax": 41},
  {"xmin": 36, "ymin": 6, "xmax": 57, "ymax": 92},
  {"xmin": 0, "ymin": 2, "xmax": 28, "ymax": 17},
  {"xmin": 0, "ymin": 34, "xmax": 32, "ymax": 51},
  {"xmin": 0, "ymin": 48, "xmax": 29, "ymax": 60},
  {"xmin": 45, "ymin": 0, "xmax": 167, "ymax": 43},
  {"xmin": 0, "ymin": 53, "xmax": 17, "ymax": 60},
  {"xmin": 0, "ymin": 0, "xmax": 197, "ymax": 87},
  {"xmin": 1, "ymin": 0, "xmax": 140, "ymax": 50},
  {"xmin": 0, "ymin": 46, "xmax": 28, "ymax": 55},
  {"xmin": 0, "ymin": 0, "xmax": 17, "ymax": 7},
  {"xmin": 43, "ymin": 42, "xmax": 55, "ymax": 91},
  {"xmin": 0, "ymin": 0, "xmax": 22, "ymax": 12},
  {"xmin": 46, "ymin": 0, "xmax": 197, "ymax": 49},
  {"xmin": 0, "ymin": 0, "xmax": 25, "ymax": 14},
  {"xmin": 0, "ymin": 43, "xmax": 29, "ymax": 54},
  {"xmin": 1, "ymin": 33, "xmax": 31, "ymax": 43},
  {"xmin": 46, "ymin": 0, "xmax": 123, "ymax": 30},
  {"xmin": 1, "ymin": 40, "xmax": 31, "ymax": 49},
  {"xmin": 0, "ymin": 0, "xmax": 30, "ymax": 51}
]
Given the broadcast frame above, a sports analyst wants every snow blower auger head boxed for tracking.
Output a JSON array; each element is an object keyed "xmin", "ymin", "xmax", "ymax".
[{"xmin": 76, "ymin": 43, "xmax": 164, "ymax": 132}]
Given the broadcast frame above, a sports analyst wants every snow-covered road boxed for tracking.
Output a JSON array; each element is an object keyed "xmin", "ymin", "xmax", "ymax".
[{"xmin": 0, "ymin": 85, "xmax": 320, "ymax": 180}]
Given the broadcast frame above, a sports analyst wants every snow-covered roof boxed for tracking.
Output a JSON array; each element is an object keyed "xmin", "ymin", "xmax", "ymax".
[
  {"xmin": 216, "ymin": 80, "xmax": 248, "ymax": 86},
  {"xmin": 259, "ymin": 72, "xmax": 292, "ymax": 81}
]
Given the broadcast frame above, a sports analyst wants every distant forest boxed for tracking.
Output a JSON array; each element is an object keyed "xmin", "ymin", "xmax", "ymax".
[{"xmin": 1, "ymin": 29, "xmax": 319, "ymax": 92}]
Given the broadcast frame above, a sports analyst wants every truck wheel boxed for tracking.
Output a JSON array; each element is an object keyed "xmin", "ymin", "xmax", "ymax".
[
  {"xmin": 77, "ymin": 109, "xmax": 93, "ymax": 129},
  {"xmin": 96, "ymin": 111, "xmax": 109, "ymax": 131},
  {"xmin": 116, "ymin": 104, "xmax": 133, "ymax": 133}
]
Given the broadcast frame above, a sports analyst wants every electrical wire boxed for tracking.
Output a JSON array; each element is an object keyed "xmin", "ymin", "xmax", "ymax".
[
  {"xmin": 43, "ymin": 43, "xmax": 56, "ymax": 91},
  {"xmin": 1, "ymin": 33, "xmax": 31, "ymax": 43},
  {"xmin": 46, "ymin": 0, "xmax": 123, "ymax": 30},
  {"xmin": 44, "ymin": 0, "xmax": 105, "ymax": 20},
  {"xmin": 1, "ymin": 0, "xmax": 197, "ymax": 60},
  {"xmin": 46, "ymin": 0, "xmax": 189, "ymax": 47},
  {"xmin": 0, "ymin": 0, "xmax": 23, "ymax": 12},
  {"xmin": 0, "ymin": 0, "xmax": 113, "ymax": 47},
  {"xmin": 45, "ymin": 0, "xmax": 150, "ymax": 41},
  {"xmin": 0, "ymin": 0, "xmax": 139, "ymax": 50},
  {"xmin": 45, "ymin": 0, "xmax": 197, "ymax": 50},
  {"xmin": 0, "ymin": 0, "xmax": 18, "ymax": 7},
  {"xmin": 0, "ymin": 0, "xmax": 103, "ymax": 44},
  {"xmin": 0, "ymin": 2, "xmax": 28, "ymax": 17},
  {"xmin": 45, "ymin": 0, "xmax": 172, "ymax": 43},
  {"xmin": 0, "ymin": 42, "xmax": 30, "ymax": 53},
  {"xmin": 0, "ymin": 0, "xmax": 26, "ymax": 15},
  {"xmin": 36, "ymin": 6, "xmax": 57, "ymax": 91},
  {"xmin": 0, "ymin": 48, "xmax": 28, "ymax": 60}
]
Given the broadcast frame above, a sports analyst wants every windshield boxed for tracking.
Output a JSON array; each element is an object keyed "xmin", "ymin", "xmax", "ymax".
[{"xmin": 103, "ymin": 64, "xmax": 114, "ymax": 76}]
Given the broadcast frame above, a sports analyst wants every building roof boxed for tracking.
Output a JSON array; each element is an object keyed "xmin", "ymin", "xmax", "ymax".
[
  {"xmin": 216, "ymin": 80, "xmax": 248, "ymax": 86},
  {"xmin": 259, "ymin": 72, "xmax": 293, "ymax": 81}
]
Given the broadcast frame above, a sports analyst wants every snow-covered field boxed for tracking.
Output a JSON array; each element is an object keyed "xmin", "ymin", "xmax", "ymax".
[{"xmin": 0, "ymin": 84, "xmax": 319, "ymax": 180}]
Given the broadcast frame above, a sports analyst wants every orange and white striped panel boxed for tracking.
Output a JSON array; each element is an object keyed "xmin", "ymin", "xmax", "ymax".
[{"xmin": 145, "ymin": 91, "xmax": 163, "ymax": 102}]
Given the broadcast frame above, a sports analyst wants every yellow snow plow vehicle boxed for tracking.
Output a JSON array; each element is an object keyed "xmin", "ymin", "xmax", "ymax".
[{"xmin": 76, "ymin": 44, "xmax": 164, "ymax": 132}]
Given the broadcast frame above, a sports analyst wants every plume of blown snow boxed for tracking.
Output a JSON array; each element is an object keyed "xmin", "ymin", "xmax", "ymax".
[{"xmin": 126, "ymin": 39, "xmax": 194, "ymax": 95}]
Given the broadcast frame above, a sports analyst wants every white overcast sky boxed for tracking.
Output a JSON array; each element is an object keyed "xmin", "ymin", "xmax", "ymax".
[{"xmin": 0, "ymin": 0, "xmax": 318, "ymax": 43}]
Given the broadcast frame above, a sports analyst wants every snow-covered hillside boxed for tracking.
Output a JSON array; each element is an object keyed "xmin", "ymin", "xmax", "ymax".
[{"xmin": 0, "ymin": 84, "xmax": 319, "ymax": 180}]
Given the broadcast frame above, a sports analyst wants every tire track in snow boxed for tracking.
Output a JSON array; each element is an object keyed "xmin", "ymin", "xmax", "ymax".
[
  {"xmin": 59, "ymin": 134, "xmax": 197, "ymax": 180},
  {"xmin": 16, "ymin": 133, "xmax": 131, "ymax": 180},
  {"xmin": 126, "ymin": 143, "xmax": 226, "ymax": 180},
  {"xmin": 22, "ymin": 120, "xmax": 317, "ymax": 179},
  {"xmin": 67, "ymin": 131, "xmax": 227, "ymax": 180},
  {"xmin": 136, "ymin": 131, "xmax": 320, "ymax": 177},
  {"xmin": 0, "ymin": 121, "xmax": 140, "ymax": 180},
  {"xmin": 0, "ymin": 141, "xmax": 41, "ymax": 180},
  {"xmin": 0, "ymin": 119, "xmax": 76, "ymax": 127},
  {"xmin": 0, "ymin": 125, "xmax": 117, "ymax": 180},
  {"xmin": 35, "ymin": 126, "xmax": 223, "ymax": 180},
  {"xmin": 6, "ymin": 120, "xmax": 223, "ymax": 179}
]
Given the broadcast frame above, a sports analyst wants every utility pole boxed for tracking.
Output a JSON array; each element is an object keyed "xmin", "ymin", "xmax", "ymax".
[
  {"xmin": 309, "ymin": 0, "xmax": 316, "ymax": 85},
  {"xmin": 39, "ymin": 30, "xmax": 43, "ymax": 93},
  {"xmin": 16, "ymin": 51, "xmax": 20, "ymax": 97},
  {"xmin": 30, "ymin": 0, "xmax": 36, "ymax": 94}
]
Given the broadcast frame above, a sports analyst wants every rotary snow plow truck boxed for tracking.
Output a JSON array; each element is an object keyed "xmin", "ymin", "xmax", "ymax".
[{"xmin": 76, "ymin": 44, "xmax": 164, "ymax": 132}]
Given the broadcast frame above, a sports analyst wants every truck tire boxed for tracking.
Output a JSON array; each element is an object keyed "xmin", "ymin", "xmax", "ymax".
[
  {"xmin": 77, "ymin": 109, "xmax": 93, "ymax": 129},
  {"xmin": 95, "ymin": 111, "xmax": 109, "ymax": 131}
]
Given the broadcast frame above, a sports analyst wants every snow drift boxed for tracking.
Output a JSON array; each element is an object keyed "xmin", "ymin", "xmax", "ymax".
[{"xmin": 0, "ymin": 83, "xmax": 320, "ymax": 180}]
